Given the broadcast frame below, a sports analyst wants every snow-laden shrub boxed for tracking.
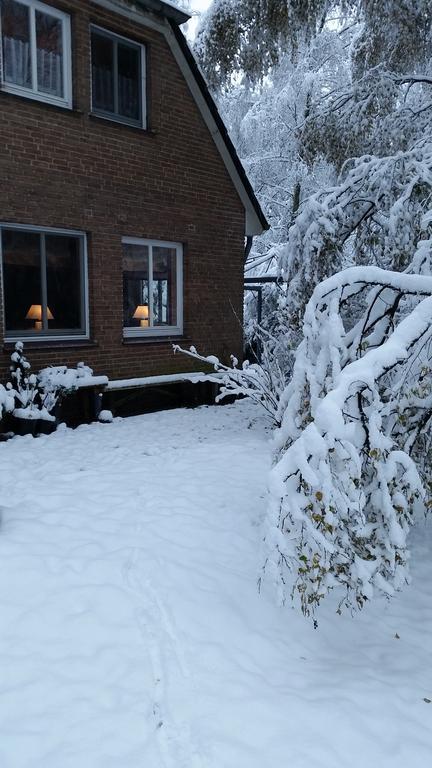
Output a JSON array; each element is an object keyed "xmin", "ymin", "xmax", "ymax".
[
  {"xmin": 37, "ymin": 362, "xmax": 94, "ymax": 418},
  {"xmin": 173, "ymin": 336, "xmax": 287, "ymax": 426},
  {"xmin": 7, "ymin": 342, "xmax": 42, "ymax": 420},
  {"xmin": 0, "ymin": 384, "xmax": 14, "ymax": 421},
  {"xmin": 5, "ymin": 343, "xmax": 96, "ymax": 424},
  {"xmin": 263, "ymin": 265, "xmax": 432, "ymax": 617}
]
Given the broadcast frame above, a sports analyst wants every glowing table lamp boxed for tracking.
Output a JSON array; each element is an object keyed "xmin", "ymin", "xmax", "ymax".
[
  {"xmin": 26, "ymin": 304, "xmax": 54, "ymax": 330},
  {"xmin": 133, "ymin": 304, "xmax": 149, "ymax": 328}
]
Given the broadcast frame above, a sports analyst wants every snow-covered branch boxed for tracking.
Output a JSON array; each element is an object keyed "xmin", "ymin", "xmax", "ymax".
[
  {"xmin": 263, "ymin": 267, "xmax": 432, "ymax": 617},
  {"xmin": 173, "ymin": 341, "xmax": 287, "ymax": 426}
]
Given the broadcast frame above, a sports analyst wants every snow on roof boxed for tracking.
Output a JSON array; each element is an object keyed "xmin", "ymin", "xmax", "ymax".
[{"xmin": 135, "ymin": 0, "xmax": 190, "ymax": 24}]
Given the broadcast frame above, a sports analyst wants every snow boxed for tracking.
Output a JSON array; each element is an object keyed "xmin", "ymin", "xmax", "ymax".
[
  {"xmin": 12, "ymin": 405, "xmax": 55, "ymax": 421},
  {"xmin": 38, "ymin": 364, "xmax": 108, "ymax": 391},
  {"xmin": 0, "ymin": 384, "xmax": 15, "ymax": 416},
  {"xmin": 106, "ymin": 372, "xmax": 208, "ymax": 390},
  {"xmin": 98, "ymin": 409, "xmax": 113, "ymax": 423},
  {"xmin": 308, "ymin": 265, "xmax": 432, "ymax": 305},
  {"xmin": 0, "ymin": 401, "xmax": 431, "ymax": 767}
]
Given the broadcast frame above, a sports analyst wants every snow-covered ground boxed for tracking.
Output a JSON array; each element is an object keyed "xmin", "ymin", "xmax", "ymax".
[{"xmin": 0, "ymin": 401, "xmax": 431, "ymax": 768}]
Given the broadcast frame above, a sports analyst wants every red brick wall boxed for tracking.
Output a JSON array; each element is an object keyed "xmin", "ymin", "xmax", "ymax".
[{"xmin": 0, "ymin": 0, "xmax": 245, "ymax": 382}]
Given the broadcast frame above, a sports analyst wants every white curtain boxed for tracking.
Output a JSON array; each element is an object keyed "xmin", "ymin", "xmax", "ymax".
[
  {"xmin": 3, "ymin": 36, "xmax": 31, "ymax": 87},
  {"xmin": 37, "ymin": 45, "xmax": 62, "ymax": 96},
  {"xmin": 3, "ymin": 36, "xmax": 62, "ymax": 96},
  {"xmin": 93, "ymin": 65, "xmax": 138, "ymax": 117}
]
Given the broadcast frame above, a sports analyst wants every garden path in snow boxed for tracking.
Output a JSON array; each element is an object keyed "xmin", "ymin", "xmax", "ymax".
[{"xmin": 0, "ymin": 401, "xmax": 431, "ymax": 768}]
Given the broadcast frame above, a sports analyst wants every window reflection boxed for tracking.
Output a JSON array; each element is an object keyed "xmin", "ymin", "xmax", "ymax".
[
  {"xmin": 1, "ymin": 0, "xmax": 32, "ymax": 89},
  {"xmin": 153, "ymin": 247, "xmax": 177, "ymax": 326},
  {"xmin": 2, "ymin": 230, "xmax": 41, "ymax": 332},
  {"xmin": 46, "ymin": 235, "xmax": 81, "ymax": 330},
  {"xmin": 118, "ymin": 42, "xmax": 140, "ymax": 120},
  {"xmin": 122, "ymin": 244, "xmax": 149, "ymax": 327},
  {"xmin": 91, "ymin": 31, "xmax": 115, "ymax": 114},
  {"xmin": 36, "ymin": 10, "xmax": 63, "ymax": 98}
]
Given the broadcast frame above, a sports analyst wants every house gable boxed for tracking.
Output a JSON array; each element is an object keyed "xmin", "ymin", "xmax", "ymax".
[{"xmin": 91, "ymin": 0, "xmax": 268, "ymax": 236}]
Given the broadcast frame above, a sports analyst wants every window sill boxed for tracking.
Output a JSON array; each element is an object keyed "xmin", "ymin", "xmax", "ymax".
[
  {"xmin": 123, "ymin": 325, "xmax": 184, "ymax": 341},
  {"xmin": 1, "ymin": 81, "xmax": 71, "ymax": 108},
  {"xmin": 89, "ymin": 112, "xmax": 156, "ymax": 136},
  {"xmin": 0, "ymin": 87, "xmax": 83, "ymax": 116},
  {"xmin": 122, "ymin": 335, "xmax": 188, "ymax": 346}
]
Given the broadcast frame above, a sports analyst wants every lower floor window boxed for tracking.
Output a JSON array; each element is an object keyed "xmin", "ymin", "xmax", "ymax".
[
  {"xmin": 122, "ymin": 238, "xmax": 183, "ymax": 337},
  {"xmin": 1, "ymin": 225, "xmax": 88, "ymax": 339}
]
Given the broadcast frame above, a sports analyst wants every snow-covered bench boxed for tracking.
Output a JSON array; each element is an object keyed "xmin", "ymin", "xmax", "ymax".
[
  {"xmin": 102, "ymin": 371, "xmax": 217, "ymax": 418},
  {"xmin": 105, "ymin": 372, "xmax": 208, "ymax": 391}
]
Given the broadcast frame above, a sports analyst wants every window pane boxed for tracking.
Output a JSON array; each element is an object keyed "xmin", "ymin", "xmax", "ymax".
[
  {"xmin": 152, "ymin": 247, "xmax": 177, "ymax": 327},
  {"xmin": 36, "ymin": 10, "xmax": 63, "ymax": 97},
  {"xmin": 91, "ymin": 31, "xmax": 114, "ymax": 113},
  {"xmin": 123, "ymin": 244, "xmax": 150, "ymax": 327},
  {"xmin": 2, "ymin": 230, "xmax": 41, "ymax": 332},
  {"xmin": 1, "ymin": 0, "xmax": 32, "ymax": 89},
  {"xmin": 118, "ymin": 42, "xmax": 141, "ymax": 121},
  {"xmin": 46, "ymin": 235, "xmax": 82, "ymax": 330}
]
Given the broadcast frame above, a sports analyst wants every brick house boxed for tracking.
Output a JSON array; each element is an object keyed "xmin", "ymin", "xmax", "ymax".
[{"xmin": 0, "ymin": 0, "xmax": 267, "ymax": 397}]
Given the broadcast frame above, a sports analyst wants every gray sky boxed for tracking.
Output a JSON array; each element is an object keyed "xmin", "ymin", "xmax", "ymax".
[
  {"xmin": 184, "ymin": 0, "xmax": 212, "ymax": 38},
  {"xmin": 190, "ymin": 0, "xmax": 211, "ymax": 12}
]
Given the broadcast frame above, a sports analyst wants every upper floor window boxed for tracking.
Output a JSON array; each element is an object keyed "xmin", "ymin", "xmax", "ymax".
[
  {"xmin": 91, "ymin": 26, "xmax": 146, "ymax": 128},
  {"xmin": 0, "ymin": 0, "xmax": 72, "ymax": 108},
  {"xmin": 0, "ymin": 225, "xmax": 88, "ymax": 341}
]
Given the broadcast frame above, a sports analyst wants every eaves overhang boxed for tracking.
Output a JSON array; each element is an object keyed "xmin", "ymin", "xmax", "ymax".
[{"xmin": 135, "ymin": 0, "xmax": 190, "ymax": 25}]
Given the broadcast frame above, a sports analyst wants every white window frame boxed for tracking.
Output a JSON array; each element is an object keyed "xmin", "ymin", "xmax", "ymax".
[
  {"xmin": 0, "ymin": 222, "xmax": 89, "ymax": 342},
  {"xmin": 0, "ymin": 0, "xmax": 72, "ymax": 109},
  {"xmin": 122, "ymin": 237, "xmax": 183, "ymax": 338},
  {"xmin": 90, "ymin": 24, "xmax": 147, "ymax": 129}
]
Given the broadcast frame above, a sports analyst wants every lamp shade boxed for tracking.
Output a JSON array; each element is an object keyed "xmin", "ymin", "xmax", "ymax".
[
  {"xmin": 26, "ymin": 304, "xmax": 54, "ymax": 321},
  {"xmin": 133, "ymin": 304, "xmax": 149, "ymax": 320}
]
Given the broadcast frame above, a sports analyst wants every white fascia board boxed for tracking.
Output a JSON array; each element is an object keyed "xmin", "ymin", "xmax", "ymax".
[{"xmin": 90, "ymin": 0, "xmax": 264, "ymax": 236}]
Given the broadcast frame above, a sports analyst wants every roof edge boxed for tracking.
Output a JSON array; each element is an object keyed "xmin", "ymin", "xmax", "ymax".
[{"xmin": 136, "ymin": 0, "xmax": 190, "ymax": 25}]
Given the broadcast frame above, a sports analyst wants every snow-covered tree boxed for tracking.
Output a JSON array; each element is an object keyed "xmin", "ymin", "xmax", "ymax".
[
  {"xmin": 197, "ymin": 0, "xmax": 432, "ymax": 339},
  {"xmin": 195, "ymin": 0, "xmax": 347, "ymax": 87},
  {"xmin": 279, "ymin": 140, "xmax": 432, "ymax": 356},
  {"xmin": 196, "ymin": 1, "xmax": 432, "ymax": 88},
  {"xmin": 191, "ymin": 1, "xmax": 432, "ymax": 616},
  {"xmin": 263, "ymin": 261, "xmax": 432, "ymax": 616}
]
